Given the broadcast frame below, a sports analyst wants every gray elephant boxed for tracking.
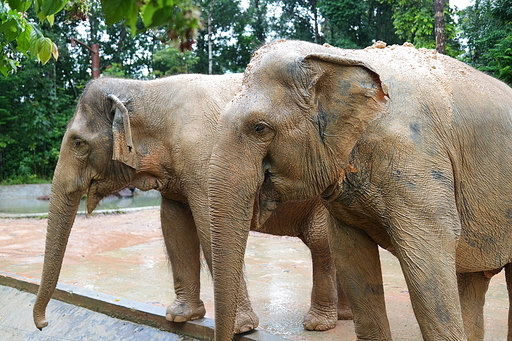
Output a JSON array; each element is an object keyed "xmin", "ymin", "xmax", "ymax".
[
  {"xmin": 32, "ymin": 73, "xmax": 351, "ymax": 334},
  {"xmin": 207, "ymin": 39, "xmax": 512, "ymax": 341}
]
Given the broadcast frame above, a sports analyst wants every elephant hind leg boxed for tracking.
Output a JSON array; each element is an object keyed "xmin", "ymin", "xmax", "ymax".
[
  {"xmin": 160, "ymin": 198, "xmax": 206, "ymax": 323},
  {"xmin": 300, "ymin": 211, "xmax": 341, "ymax": 331},
  {"xmin": 336, "ymin": 272, "xmax": 353, "ymax": 320},
  {"xmin": 166, "ymin": 299, "xmax": 206, "ymax": 323},
  {"xmin": 458, "ymin": 271, "xmax": 491, "ymax": 341}
]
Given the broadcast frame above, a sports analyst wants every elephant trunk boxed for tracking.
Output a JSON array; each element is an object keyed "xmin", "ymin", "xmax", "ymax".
[
  {"xmin": 33, "ymin": 173, "xmax": 85, "ymax": 329},
  {"xmin": 208, "ymin": 150, "xmax": 263, "ymax": 341}
]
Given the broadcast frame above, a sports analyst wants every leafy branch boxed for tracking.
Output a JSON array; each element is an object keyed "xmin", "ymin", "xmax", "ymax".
[{"xmin": 0, "ymin": 0, "xmax": 202, "ymax": 75}]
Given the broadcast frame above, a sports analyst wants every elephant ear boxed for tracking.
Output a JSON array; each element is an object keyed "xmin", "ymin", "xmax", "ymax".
[
  {"xmin": 304, "ymin": 53, "xmax": 389, "ymax": 168},
  {"xmin": 108, "ymin": 94, "xmax": 138, "ymax": 169}
]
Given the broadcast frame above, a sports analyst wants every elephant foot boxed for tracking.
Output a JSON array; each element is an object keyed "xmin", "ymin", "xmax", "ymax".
[
  {"xmin": 337, "ymin": 305, "xmax": 353, "ymax": 320},
  {"xmin": 302, "ymin": 308, "xmax": 338, "ymax": 331},
  {"xmin": 234, "ymin": 309, "xmax": 259, "ymax": 334},
  {"xmin": 165, "ymin": 299, "xmax": 206, "ymax": 323}
]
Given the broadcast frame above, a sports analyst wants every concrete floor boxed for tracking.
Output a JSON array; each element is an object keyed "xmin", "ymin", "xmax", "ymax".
[{"xmin": 0, "ymin": 207, "xmax": 509, "ymax": 340}]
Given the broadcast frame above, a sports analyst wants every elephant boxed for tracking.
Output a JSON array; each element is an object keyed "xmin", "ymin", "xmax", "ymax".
[
  {"xmin": 32, "ymin": 73, "xmax": 351, "ymax": 334},
  {"xmin": 207, "ymin": 39, "xmax": 512, "ymax": 341}
]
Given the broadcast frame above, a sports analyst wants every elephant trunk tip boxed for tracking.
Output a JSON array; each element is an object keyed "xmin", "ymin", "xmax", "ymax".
[{"xmin": 34, "ymin": 311, "xmax": 48, "ymax": 330}]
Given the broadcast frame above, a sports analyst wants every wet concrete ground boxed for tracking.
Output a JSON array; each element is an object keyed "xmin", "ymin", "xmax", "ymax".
[
  {"xmin": 0, "ymin": 208, "xmax": 508, "ymax": 340},
  {"xmin": 0, "ymin": 284, "xmax": 198, "ymax": 341}
]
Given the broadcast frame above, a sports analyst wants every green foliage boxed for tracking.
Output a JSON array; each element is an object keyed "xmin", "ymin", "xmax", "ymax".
[
  {"xmin": 100, "ymin": 0, "xmax": 202, "ymax": 49},
  {"xmin": 269, "ymin": 0, "xmax": 322, "ymax": 43},
  {"xmin": 0, "ymin": 0, "xmax": 202, "ymax": 75},
  {"xmin": 1, "ymin": 174, "xmax": 50, "ymax": 185},
  {"xmin": 378, "ymin": 0, "xmax": 460, "ymax": 56},
  {"xmin": 0, "ymin": 1, "xmax": 59, "ymax": 75},
  {"xmin": 102, "ymin": 62, "xmax": 126, "ymax": 77},
  {"xmin": 0, "ymin": 10, "xmax": 84, "ymax": 183},
  {"xmin": 483, "ymin": 35, "xmax": 512, "ymax": 84},
  {"xmin": 191, "ymin": 0, "xmax": 253, "ymax": 74},
  {"xmin": 319, "ymin": 0, "xmax": 400, "ymax": 48},
  {"xmin": 389, "ymin": 0, "xmax": 434, "ymax": 47},
  {"xmin": 459, "ymin": 0, "xmax": 512, "ymax": 84},
  {"xmin": 151, "ymin": 46, "xmax": 198, "ymax": 76},
  {"xmin": 0, "ymin": 58, "xmax": 75, "ymax": 182}
]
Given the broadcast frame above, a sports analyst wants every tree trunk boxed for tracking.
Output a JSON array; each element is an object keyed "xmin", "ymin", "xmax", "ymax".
[
  {"xmin": 253, "ymin": 0, "xmax": 266, "ymax": 45},
  {"xmin": 208, "ymin": 1, "xmax": 216, "ymax": 75},
  {"xmin": 311, "ymin": 0, "xmax": 319, "ymax": 43},
  {"xmin": 434, "ymin": 0, "xmax": 447, "ymax": 54}
]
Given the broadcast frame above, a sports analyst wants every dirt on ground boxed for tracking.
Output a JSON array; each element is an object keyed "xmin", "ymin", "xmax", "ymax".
[
  {"xmin": 0, "ymin": 209, "xmax": 163, "ymax": 267},
  {"xmin": 1, "ymin": 208, "xmax": 509, "ymax": 340}
]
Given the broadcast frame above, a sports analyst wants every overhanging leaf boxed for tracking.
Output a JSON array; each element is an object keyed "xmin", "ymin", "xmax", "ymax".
[
  {"xmin": 38, "ymin": 37, "xmax": 53, "ymax": 64},
  {"xmin": 101, "ymin": 0, "xmax": 135, "ymax": 26},
  {"xmin": 46, "ymin": 14, "xmax": 54, "ymax": 26},
  {"xmin": 51, "ymin": 41, "xmax": 58, "ymax": 59},
  {"xmin": 7, "ymin": 0, "xmax": 32, "ymax": 12},
  {"xmin": 40, "ymin": 0, "xmax": 67, "ymax": 17}
]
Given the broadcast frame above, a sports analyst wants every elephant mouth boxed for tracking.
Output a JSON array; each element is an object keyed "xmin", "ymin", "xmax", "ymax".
[
  {"xmin": 320, "ymin": 165, "xmax": 354, "ymax": 203},
  {"xmin": 320, "ymin": 182, "xmax": 341, "ymax": 202},
  {"xmin": 86, "ymin": 180, "xmax": 110, "ymax": 213},
  {"xmin": 254, "ymin": 172, "xmax": 282, "ymax": 227},
  {"xmin": 86, "ymin": 179, "xmax": 132, "ymax": 213}
]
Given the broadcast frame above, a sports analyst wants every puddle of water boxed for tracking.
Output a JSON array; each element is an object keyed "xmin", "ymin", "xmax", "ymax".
[{"xmin": 0, "ymin": 193, "xmax": 161, "ymax": 214}]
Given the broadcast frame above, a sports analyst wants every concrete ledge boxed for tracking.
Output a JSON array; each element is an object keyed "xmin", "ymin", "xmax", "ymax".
[
  {"xmin": 0, "ymin": 183, "xmax": 52, "ymax": 200},
  {"xmin": 0, "ymin": 271, "xmax": 286, "ymax": 341},
  {"xmin": 0, "ymin": 205, "xmax": 161, "ymax": 219}
]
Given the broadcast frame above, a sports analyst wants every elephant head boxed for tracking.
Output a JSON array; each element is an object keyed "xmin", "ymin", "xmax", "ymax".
[
  {"xmin": 208, "ymin": 40, "xmax": 387, "ymax": 340},
  {"xmin": 33, "ymin": 77, "xmax": 163, "ymax": 329}
]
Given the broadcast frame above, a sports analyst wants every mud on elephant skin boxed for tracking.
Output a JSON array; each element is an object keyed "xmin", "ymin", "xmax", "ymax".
[
  {"xmin": 207, "ymin": 39, "xmax": 512, "ymax": 341},
  {"xmin": 32, "ymin": 73, "xmax": 350, "ymax": 334}
]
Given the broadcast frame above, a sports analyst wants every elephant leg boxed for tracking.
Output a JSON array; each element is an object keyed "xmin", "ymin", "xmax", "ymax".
[
  {"xmin": 388, "ymin": 217, "xmax": 466, "ymax": 340},
  {"xmin": 329, "ymin": 219, "xmax": 392, "ymax": 340},
  {"xmin": 160, "ymin": 197, "xmax": 206, "ymax": 322},
  {"xmin": 188, "ymin": 200, "xmax": 259, "ymax": 334},
  {"xmin": 457, "ymin": 271, "xmax": 491, "ymax": 341},
  {"xmin": 336, "ymin": 272, "xmax": 353, "ymax": 320},
  {"xmin": 299, "ymin": 212, "xmax": 347, "ymax": 331}
]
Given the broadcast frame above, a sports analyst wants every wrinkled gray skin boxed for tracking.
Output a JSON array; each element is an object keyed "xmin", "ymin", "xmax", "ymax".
[
  {"xmin": 208, "ymin": 40, "xmax": 512, "ymax": 341},
  {"xmin": 32, "ymin": 73, "xmax": 351, "ymax": 333}
]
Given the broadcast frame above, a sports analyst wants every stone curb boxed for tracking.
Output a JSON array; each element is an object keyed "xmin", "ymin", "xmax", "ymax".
[
  {"xmin": 0, "ymin": 205, "xmax": 160, "ymax": 219},
  {"xmin": 0, "ymin": 271, "xmax": 286, "ymax": 341}
]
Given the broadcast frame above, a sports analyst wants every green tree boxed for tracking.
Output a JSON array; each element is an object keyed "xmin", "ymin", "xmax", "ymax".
[
  {"xmin": 383, "ymin": 0, "xmax": 459, "ymax": 55},
  {"xmin": 270, "ymin": 0, "xmax": 323, "ymax": 43},
  {"xmin": 191, "ymin": 0, "xmax": 252, "ymax": 74},
  {"xmin": 0, "ymin": 10, "xmax": 82, "ymax": 182},
  {"xmin": 0, "ymin": 0, "xmax": 202, "ymax": 75},
  {"xmin": 319, "ymin": 0, "xmax": 399, "ymax": 48},
  {"xmin": 151, "ymin": 46, "xmax": 198, "ymax": 76},
  {"xmin": 459, "ymin": 0, "xmax": 512, "ymax": 84}
]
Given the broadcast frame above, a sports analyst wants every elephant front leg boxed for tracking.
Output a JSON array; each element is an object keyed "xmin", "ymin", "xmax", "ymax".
[
  {"xmin": 329, "ymin": 220, "xmax": 392, "ymax": 340},
  {"xmin": 187, "ymin": 199, "xmax": 259, "ymax": 334},
  {"xmin": 160, "ymin": 197, "xmax": 206, "ymax": 322},
  {"xmin": 388, "ymin": 210, "xmax": 467, "ymax": 340},
  {"xmin": 457, "ymin": 271, "xmax": 491, "ymax": 341}
]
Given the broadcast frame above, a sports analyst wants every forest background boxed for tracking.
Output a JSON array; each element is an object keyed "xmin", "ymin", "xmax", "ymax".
[{"xmin": 0, "ymin": 0, "xmax": 511, "ymax": 184}]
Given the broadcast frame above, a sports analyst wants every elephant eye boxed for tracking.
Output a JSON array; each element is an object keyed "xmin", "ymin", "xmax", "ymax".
[
  {"xmin": 71, "ymin": 137, "xmax": 88, "ymax": 152},
  {"xmin": 254, "ymin": 123, "xmax": 267, "ymax": 133},
  {"xmin": 254, "ymin": 122, "xmax": 274, "ymax": 134},
  {"xmin": 250, "ymin": 121, "xmax": 275, "ymax": 142}
]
